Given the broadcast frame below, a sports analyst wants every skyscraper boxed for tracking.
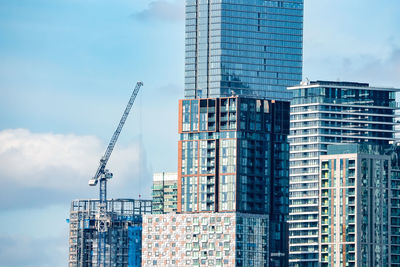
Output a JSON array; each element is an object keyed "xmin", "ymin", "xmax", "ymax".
[
  {"xmin": 184, "ymin": 0, "xmax": 304, "ymax": 100},
  {"xmin": 143, "ymin": 1, "xmax": 304, "ymax": 266},
  {"xmin": 288, "ymin": 81, "xmax": 399, "ymax": 266}
]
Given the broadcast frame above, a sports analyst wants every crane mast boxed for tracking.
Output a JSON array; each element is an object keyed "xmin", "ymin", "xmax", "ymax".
[{"xmin": 89, "ymin": 81, "xmax": 143, "ymax": 267}]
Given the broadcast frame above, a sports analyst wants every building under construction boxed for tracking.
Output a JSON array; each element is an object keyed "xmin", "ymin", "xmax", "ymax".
[{"xmin": 68, "ymin": 198, "xmax": 152, "ymax": 267}]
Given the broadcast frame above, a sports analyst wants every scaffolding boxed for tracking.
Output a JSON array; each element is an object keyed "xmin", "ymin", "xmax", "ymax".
[{"xmin": 68, "ymin": 199, "xmax": 152, "ymax": 267}]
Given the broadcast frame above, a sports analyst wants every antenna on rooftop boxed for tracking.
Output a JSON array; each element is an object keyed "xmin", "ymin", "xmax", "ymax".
[{"xmin": 301, "ymin": 78, "xmax": 310, "ymax": 86}]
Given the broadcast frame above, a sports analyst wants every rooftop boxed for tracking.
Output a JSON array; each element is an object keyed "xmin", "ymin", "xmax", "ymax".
[
  {"xmin": 326, "ymin": 144, "xmax": 390, "ymax": 156},
  {"xmin": 153, "ymin": 172, "xmax": 178, "ymax": 182},
  {"xmin": 310, "ymin": 80, "xmax": 369, "ymax": 87},
  {"xmin": 288, "ymin": 80, "xmax": 400, "ymax": 91}
]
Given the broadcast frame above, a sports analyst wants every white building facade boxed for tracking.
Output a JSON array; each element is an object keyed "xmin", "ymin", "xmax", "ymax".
[{"xmin": 288, "ymin": 81, "xmax": 398, "ymax": 266}]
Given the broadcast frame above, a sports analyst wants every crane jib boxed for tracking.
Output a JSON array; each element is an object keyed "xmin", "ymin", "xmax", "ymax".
[{"xmin": 88, "ymin": 81, "xmax": 143, "ymax": 184}]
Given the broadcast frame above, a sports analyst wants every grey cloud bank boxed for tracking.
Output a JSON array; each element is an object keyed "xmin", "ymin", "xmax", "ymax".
[{"xmin": 0, "ymin": 234, "xmax": 66, "ymax": 267}]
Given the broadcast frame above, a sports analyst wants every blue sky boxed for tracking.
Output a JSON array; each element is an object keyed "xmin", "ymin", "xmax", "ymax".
[{"xmin": 0, "ymin": 0, "xmax": 399, "ymax": 266}]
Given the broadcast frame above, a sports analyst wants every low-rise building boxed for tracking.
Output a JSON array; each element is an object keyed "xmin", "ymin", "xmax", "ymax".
[
  {"xmin": 68, "ymin": 199, "xmax": 152, "ymax": 267},
  {"xmin": 142, "ymin": 213, "xmax": 269, "ymax": 267},
  {"xmin": 152, "ymin": 172, "xmax": 178, "ymax": 214}
]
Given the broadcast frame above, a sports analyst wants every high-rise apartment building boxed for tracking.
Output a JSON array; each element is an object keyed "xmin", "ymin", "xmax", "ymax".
[
  {"xmin": 152, "ymin": 172, "xmax": 178, "ymax": 214},
  {"xmin": 288, "ymin": 81, "xmax": 399, "ymax": 266},
  {"xmin": 178, "ymin": 97, "xmax": 289, "ymax": 214},
  {"xmin": 319, "ymin": 144, "xmax": 395, "ymax": 266},
  {"xmin": 68, "ymin": 199, "xmax": 152, "ymax": 267},
  {"xmin": 184, "ymin": 0, "xmax": 304, "ymax": 100},
  {"xmin": 178, "ymin": 96, "xmax": 289, "ymax": 265}
]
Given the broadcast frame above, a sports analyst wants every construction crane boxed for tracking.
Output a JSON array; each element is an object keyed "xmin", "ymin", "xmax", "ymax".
[{"xmin": 88, "ymin": 81, "xmax": 143, "ymax": 267}]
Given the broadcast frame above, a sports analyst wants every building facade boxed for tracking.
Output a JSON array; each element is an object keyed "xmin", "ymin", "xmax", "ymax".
[
  {"xmin": 288, "ymin": 81, "xmax": 398, "ymax": 266},
  {"xmin": 178, "ymin": 96, "xmax": 290, "ymax": 266},
  {"xmin": 68, "ymin": 199, "xmax": 152, "ymax": 267},
  {"xmin": 319, "ymin": 144, "xmax": 392, "ymax": 266},
  {"xmin": 152, "ymin": 172, "xmax": 178, "ymax": 214},
  {"xmin": 184, "ymin": 0, "xmax": 303, "ymax": 100},
  {"xmin": 390, "ymin": 144, "xmax": 400, "ymax": 266},
  {"xmin": 142, "ymin": 213, "xmax": 269, "ymax": 267}
]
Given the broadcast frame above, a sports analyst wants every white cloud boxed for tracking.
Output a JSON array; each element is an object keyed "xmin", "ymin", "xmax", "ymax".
[
  {"xmin": 131, "ymin": 0, "xmax": 184, "ymax": 22},
  {"xmin": 0, "ymin": 129, "xmax": 152, "ymax": 209},
  {"xmin": 0, "ymin": 129, "xmax": 101, "ymax": 189}
]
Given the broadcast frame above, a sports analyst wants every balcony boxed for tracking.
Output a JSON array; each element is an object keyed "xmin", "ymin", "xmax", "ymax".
[
  {"xmin": 321, "ymin": 208, "xmax": 329, "ymax": 216},
  {"xmin": 321, "ymin": 236, "xmax": 329, "ymax": 243},
  {"xmin": 321, "ymin": 218, "xmax": 329, "ymax": 225}
]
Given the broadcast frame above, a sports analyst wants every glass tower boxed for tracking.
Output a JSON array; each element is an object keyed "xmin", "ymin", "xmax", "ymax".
[
  {"xmin": 288, "ymin": 81, "xmax": 399, "ymax": 266},
  {"xmin": 184, "ymin": 0, "xmax": 304, "ymax": 100}
]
